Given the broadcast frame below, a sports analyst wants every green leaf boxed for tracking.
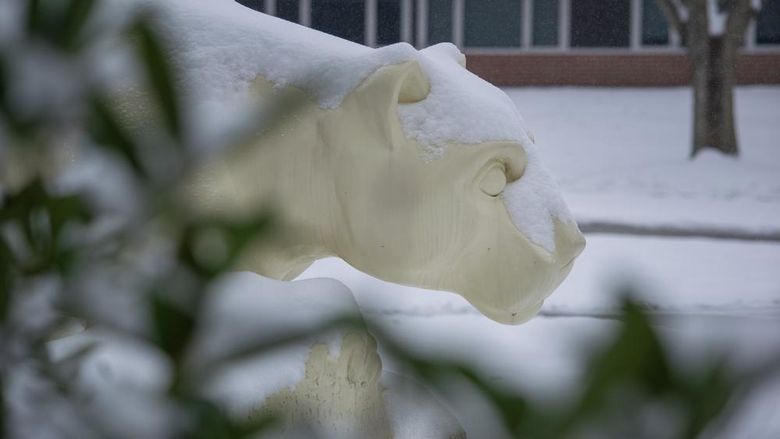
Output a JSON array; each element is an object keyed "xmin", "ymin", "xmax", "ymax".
[
  {"xmin": 178, "ymin": 212, "xmax": 274, "ymax": 278},
  {"xmin": 25, "ymin": 0, "xmax": 43, "ymax": 35},
  {"xmin": 23, "ymin": 0, "xmax": 96, "ymax": 52},
  {"xmin": 0, "ymin": 55, "xmax": 36, "ymax": 138},
  {"xmin": 458, "ymin": 367, "xmax": 530, "ymax": 437},
  {"xmin": 0, "ymin": 53, "xmax": 8, "ymax": 113},
  {"xmin": 184, "ymin": 400, "xmax": 233, "ymax": 439},
  {"xmin": 131, "ymin": 18, "xmax": 183, "ymax": 142},
  {"xmin": 0, "ymin": 375, "xmax": 4, "ymax": 437},
  {"xmin": 88, "ymin": 95, "xmax": 147, "ymax": 178},
  {"xmin": 230, "ymin": 413, "xmax": 278, "ymax": 439},
  {"xmin": 150, "ymin": 290, "xmax": 196, "ymax": 362},
  {"xmin": 45, "ymin": 193, "xmax": 93, "ymax": 273},
  {"xmin": 60, "ymin": 0, "xmax": 97, "ymax": 51},
  {"xmin": 0, "ymin": 236, "xmax": 14, "ymax": 322},
  {"xmin": 180, "ymin": 399, "xmax": 277, "ymax": 439},
  {"xmin": 46, "ymin": 193, "xmax": 93, "ymax": 236},
  {"xmin": 554, "ymin": 298, "xmax": 674, "ymax": 435},
  {"xmin": 0, "ymin": 179, "xmax": 92, "ymax": 274},
  {"xmin": 680, "ymin": 360, "xmax": 734, "ymax": 437}
]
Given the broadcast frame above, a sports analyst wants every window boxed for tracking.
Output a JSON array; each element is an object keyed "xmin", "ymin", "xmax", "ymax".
[
  {"xmin": 276, "ymin": 0, "xmax": 299, "ymax": 23},
  {"xmin": 464, "ymin": 0, "xmax": 522, "ymax": 47},
  {"xmin": 236, "ymin": 0, "xmax": 264, "ymax": 12},
  {"xmin": 641, "ymin": 0, "xmax": 669, "ymax": 45},
  {"xmin": 571, "ymin": 0, "xmax": 630, "ymax": 47},
  {"xmin": 757, "ymin": 0, "xmax": 780, "ymax": 45},
  {"xmin": 377, "ymin": 0, "xmax": 402, "ymax": 45},
  {"xmin": 411, "ymin": 0, "xmax": 419, "ymax": 45},
  {"xmin": 532, "ymin": 0, "xmax": 559, "ymax": 47},
  {"xmin": 311, "ymin": 0, "xmax": 365, "ymax": 44},
  {"xmin": 428, "ymin": 0, "xmax": 453, "ymax": 45}
]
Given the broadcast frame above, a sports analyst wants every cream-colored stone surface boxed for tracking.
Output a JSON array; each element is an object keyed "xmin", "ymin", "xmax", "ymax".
[
  {"xmin": 254, "ymin": 332, "xmax": 392, "ymax": 438},
  {"xmin": 253, "ymin": 331, "xmax": 465, "ymax": 439}
]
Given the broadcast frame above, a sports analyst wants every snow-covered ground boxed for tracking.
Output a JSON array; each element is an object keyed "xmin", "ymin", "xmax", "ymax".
[
  {"xmin": 298, "ymin": 86, "xmax": 780, "ymax": 438},
  {"xmin": 514, "ymin": 87, "xmax": 780, "ymax": 237}
]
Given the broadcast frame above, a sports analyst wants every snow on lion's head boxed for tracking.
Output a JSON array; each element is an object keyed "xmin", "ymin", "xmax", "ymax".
[{"xmin": 128, "ymin": 0, "xmax": 585, "ymax": 324}]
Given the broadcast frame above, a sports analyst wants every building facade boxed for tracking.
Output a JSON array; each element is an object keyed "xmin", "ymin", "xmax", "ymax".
[{"xmin": 237, "ymin": 0, "xmax": 780, "ymax": 86}]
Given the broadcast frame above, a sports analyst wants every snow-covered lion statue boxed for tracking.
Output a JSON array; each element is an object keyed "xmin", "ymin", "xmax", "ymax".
[
  {"xmin": 172, "ymin": 10, "xmax": 585, "ymax": 326},
  {"xmin": 105, "ymin": 0, "xmax": 584, "ymax": 436}
]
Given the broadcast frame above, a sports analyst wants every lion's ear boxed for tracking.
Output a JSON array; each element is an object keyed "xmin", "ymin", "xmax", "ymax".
[
  {"xmin": 394, "ymin": 61, "xmax": 430, "ymax": 103},
  {"xmin": 355, "ymin": 61, "xmax": 430, "ymax": 148},
  {"xmin": 358, "ymin": 60, "xmax": 430, "ymax": 106},
  {"xmin": 423, "ymin": 43, "xmax": 466, "ymax": 68}
]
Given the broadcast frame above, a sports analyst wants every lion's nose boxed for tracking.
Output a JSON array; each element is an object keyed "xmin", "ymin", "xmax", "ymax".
[{"xmin": 555, "ymin": 220, "xmax": 586, "ymax": 266}]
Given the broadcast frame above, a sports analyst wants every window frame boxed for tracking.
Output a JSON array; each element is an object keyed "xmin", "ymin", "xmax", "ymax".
[{"xmin": 255, "ymin": 0, "xmax": 780, "ymax": 52}]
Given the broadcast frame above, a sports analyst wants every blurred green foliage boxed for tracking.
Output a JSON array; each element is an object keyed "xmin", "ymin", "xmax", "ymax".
[
  {"xmin": 1, "ymin": 1, "xmax": 778, "ymax": 438},
  {"xmin": 1, "ymin": 0, "xmax": 294, "ymax": 437}
]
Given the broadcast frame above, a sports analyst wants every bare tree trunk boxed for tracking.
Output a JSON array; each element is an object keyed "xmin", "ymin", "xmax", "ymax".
[
  {"xmin": 656, "ymin": 0, "xmax": 761, "ymax": 158},
  {"xmin": 691, "ymin": 36, "xmax": 738, "ymax": 157}
]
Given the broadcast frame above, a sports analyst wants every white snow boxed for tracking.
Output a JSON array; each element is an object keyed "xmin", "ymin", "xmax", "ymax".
[
  {"xmin": 509, "ymin": 87, "xmax": 780, "ymax": 236},
  {"xmin": 501, "ymin": 144, "xmax": 575, "ymax": 252},
  {"xmin": 45, "ymin": 331, "xmax": 176, "ymax": 439},
  {"xmin": 119, "ymin": 0, "xmax": 535, "ymax": 150},
  {"xmin": 115, "ymin": 0, "xmax": 538, "ymax": 156},
  {"xmin": 398, "ymin": 43, "xmax": 534, "ymax": 156},
  {"xmin": 381, "ymin": 371, "xmax": 464, "ymax": 438},
  {"xmin": 102, "ymin": 0, "xmax": 410, "ymax": 108},
  {"xmin": 707, "ymin": 0, "xmax": 727, "ymax": 36}
]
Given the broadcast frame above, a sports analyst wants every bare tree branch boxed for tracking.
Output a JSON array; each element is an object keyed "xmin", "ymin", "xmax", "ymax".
[
  {"xmin": 687, "ymin": 0, "xmax": 710, "ymax": 51},
  {"xmin": 724, "ymin": 0, "xmax": 764, "ymax": 46},
  {"xmin": 656, "ymin": 0, "xmax": 689, "ymax": 37}
]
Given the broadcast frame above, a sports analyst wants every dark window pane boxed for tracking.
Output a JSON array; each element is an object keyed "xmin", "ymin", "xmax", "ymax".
[
  {"xmin": 312, "ymin": 0, "xmax": 365, "ymax": 44},
  {"xmin": 377, "ymin": 0, "xmax": 401, "ymax": 45},
  {"xmin": 277, "ymin": 0, "xmax": 299, "ymax": 23},
  {"xmin": 411, "ymin": 0, "xmax": 418, "ymax": 45},
  {"xmin": 757, "ymin": 0, "xmax": 780, "ymax": 45},
  {"xmin": 236, "ymin": 0, "xmax": 264, "ymax": 12},
  {"xmin": 428, "ymin": 0, "xmax": 453, "ymax": 44},
  {"xmin": 464, "ymin": 0, "xmax": 522, "ymax": 47},
  {"xmin": 571, "ymin": 0, "xmax": 630, "ymax": 47},
  {"xmin": 532, "ymin": 0, "xmax": 558, "ymax": 46},
  {"xmin": 642, "ymin": 0, "xmax": 668, "ymax": 45}
]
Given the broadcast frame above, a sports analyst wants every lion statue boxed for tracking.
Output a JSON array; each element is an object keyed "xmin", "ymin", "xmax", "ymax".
[{"xmin": 103, "ymin": 0, "xmax": 585, "ymax": 436}]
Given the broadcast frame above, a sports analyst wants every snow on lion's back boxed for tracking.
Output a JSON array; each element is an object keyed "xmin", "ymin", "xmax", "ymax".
[
  {"xmin": 113, "ymin": 0, "xmax": 534, "ymax": 147},
  {"xmin": 127, "ymin": 0, "xmax": 418, "ymax": 107}
]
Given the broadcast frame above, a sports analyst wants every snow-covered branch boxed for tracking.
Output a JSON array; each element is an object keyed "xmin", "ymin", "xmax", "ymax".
[{"xmin": 707, "ymin": 0, "xmax": 727, "ymax": 35}]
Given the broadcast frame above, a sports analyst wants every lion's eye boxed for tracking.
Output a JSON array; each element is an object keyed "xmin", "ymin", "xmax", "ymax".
[{"xmin": 480, "ymin": 166, "xmax": 507, "ymax": 197}]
